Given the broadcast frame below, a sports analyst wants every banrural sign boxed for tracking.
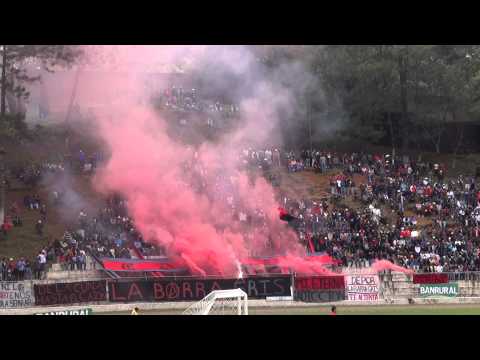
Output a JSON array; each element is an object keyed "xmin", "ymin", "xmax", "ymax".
[
  {"xmin": 419, "ymin": 283, "xmax": 458, "ymax": 297},
  {"xmin": 35, "ymin": 308, "xmax": 93, "ymax": 315}
]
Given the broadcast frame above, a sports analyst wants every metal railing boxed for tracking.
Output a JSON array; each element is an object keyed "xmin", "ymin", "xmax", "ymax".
[
  {"xmin": 109, "ymin": 271, "xmax": 292, "ymax": 282},
  {"xmin": 396, "ymin": 271, "xmax": 480, "ymax": 282},
  {"xmin": 445, "ymin": 272, "xmax": 480, "ymax": 282}
]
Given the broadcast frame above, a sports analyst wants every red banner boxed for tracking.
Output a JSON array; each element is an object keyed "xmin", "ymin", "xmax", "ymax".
[
  {"xmin": 101, "ymin": 255, "xmax": 340, "ymax": 274},
  {"xmin": 412, "ymin": 273, "xmax": 449, "ymax": 284},
  {"xmin": 241, "ymin": 257, "xmax": 281, "ymax": 266},
  {"xmin": 101, "ymin": 259, "xmax": 186, "ymax": 272},
  {"xmin": 295, "ymin": 276, "xmax": 345, "ymax": 291}
]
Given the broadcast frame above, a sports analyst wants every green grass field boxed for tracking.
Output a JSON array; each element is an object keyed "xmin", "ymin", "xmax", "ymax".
[{"xmin": 99, "ymin": 304, "xmax": 480, "ymax": 315}]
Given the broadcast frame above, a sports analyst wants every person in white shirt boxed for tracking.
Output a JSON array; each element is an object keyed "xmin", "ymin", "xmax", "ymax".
[{"xmin": 36, "ymin": 252, "xmax": 47, "ymax": 280}]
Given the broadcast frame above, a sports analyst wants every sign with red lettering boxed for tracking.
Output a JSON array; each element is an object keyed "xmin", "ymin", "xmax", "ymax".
[
  {"xmin": 412, "ymin": 273, "xmax": 448, "ymax": 284},
  {"xmin": 34, "ymin": 281, "xmax": 107, "ymax": 306},
  {"xmin": 345, "ymin": 275, "xmax": 379, "ymax": 301},
  {"xmin": 294, "ymin": 276, "xmax": 345, "ymax": 291},
  {"xmin": 108, "ymin": 276, "xmax": 292, "ymax": 302},
  {"xmin": 0, "ymin": 282, "xmax": 34, "ymax": 308}
]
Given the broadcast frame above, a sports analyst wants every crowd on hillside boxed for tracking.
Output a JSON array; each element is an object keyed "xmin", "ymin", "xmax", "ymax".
[
  {"xmin": 3, "ymin": 143, "xmax": 480, "ymax": 280},
  {"xmin": 0, "ymin": 148, "xmax": 104, "ymax": 281},
  {"xmin": 58, "ymin": 194, "xmax": 163, "ymax": 264},
  {"xmin": 272, "ymin": 150, "xmax": 480, "ymax": 273}
]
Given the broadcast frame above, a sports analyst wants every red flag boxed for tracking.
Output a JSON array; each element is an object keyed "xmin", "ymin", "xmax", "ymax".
[
  {"xmin": 306, "ymin": 233, "xmax": 315, "ymax": 253},
  {"xmin": 278, "ymin": 207, "xmax": 296, "ymax": 222}
]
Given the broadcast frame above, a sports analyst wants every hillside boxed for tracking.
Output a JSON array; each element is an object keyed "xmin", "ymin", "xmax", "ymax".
[{"xmin": 2, "ymin": 126, "xmax": 480, "ymax": 262}]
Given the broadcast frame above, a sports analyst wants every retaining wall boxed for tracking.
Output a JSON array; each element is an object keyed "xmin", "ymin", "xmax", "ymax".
[{"xmin": 4, "ymin": 271, "xmax": 480, "ymax": 314}]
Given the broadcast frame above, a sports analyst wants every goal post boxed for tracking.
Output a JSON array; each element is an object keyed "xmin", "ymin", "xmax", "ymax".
[{"xmin": 183, "ymin": 288, "xmax": 248, "ymax": 315}]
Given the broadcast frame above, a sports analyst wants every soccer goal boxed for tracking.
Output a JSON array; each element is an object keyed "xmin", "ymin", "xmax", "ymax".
[{"xmin": 183, "ymin": 288, "xmax": 248, "ymax": 315}]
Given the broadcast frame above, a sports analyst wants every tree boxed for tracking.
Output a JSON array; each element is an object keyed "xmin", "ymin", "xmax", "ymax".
[
  {"xmin": 317, "ymin": 45, "xmax": 392, "ymax": 145},
  {"xmin": 0, "ymin": 45, "xmax": 83, "ymax": 118},
  {"xmin": 315, "ymin": 45, "xmax": 480, "ymax": 154},
  {"xmin": 407, "ymin": 45, "xmax": 480, "ymax": 154}
]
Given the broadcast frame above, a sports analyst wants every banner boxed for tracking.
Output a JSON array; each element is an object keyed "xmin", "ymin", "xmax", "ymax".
[
  {"xmin": 419, "ymin": 283, "xmax": 458, "ymax": 297},
  {"xmin": 0, "ymin": 282, "xmax": 34, "ymax": 309},
  {"xmin": 108, "ymin": 276, "xmax": 292, "ymax": 302},
  {"xmin": 294, "ymin": 290, "xmax": 345, "ymax": 303},
  {"xmin": 35, "ymin": 308, "xmax": 93, "ymax": 315},
  {"xmin": 295, "ymin": 276, "xmax": 345, "ymax": 291},
  {"xmin": 110, "ymin": 271, "xmax": 190, "ymax": 279},
  {"xmin": 101, "ymin": 258, "xmax": 187, "ymax": 272},
  {"xmin": 345, "ymin": 275, "xmax": 379, "ymax": 301},
  {"xmin": 34, "ymin": 280, "xmax": 107, "ymax": 306},
  {"xmin": 413, "ymin": 273, "xmax": 448, "ymax": 284}
]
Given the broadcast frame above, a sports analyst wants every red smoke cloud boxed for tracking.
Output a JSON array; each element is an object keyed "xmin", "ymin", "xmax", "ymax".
[{"xmin": 93, "ymin": 105, "xmax": 326, "ymax": 276}]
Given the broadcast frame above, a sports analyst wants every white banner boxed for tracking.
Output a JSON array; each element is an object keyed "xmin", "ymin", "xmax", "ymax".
[
  {"xmin": 0, "ymin": 282, "xmax": 35, "ymax": 308},
  {"xmin": 345, "ymin": 275, "xmax": 379, "ymax": 301}
]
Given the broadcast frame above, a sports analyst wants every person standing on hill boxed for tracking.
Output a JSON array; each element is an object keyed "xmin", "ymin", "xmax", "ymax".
[
  {"xmin": 36, "ymin": 251, "xmax": 46, "ymax": 279},
  {"xmin": 36, "ymin": 219, "xmax": 44, "ymax": 236},
  {"xmin": 0, "ymin": 258, "xmax": 7, "ymax": 281}
]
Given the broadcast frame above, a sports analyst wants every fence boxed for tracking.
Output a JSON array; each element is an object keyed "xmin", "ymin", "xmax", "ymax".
[
  {"xmin": 445, "ymin": 272, "xmax": 480, "ymax": 282},
  {"xmin": 2, "ymin": 271, "xmax": 480, "ymax": 310}
]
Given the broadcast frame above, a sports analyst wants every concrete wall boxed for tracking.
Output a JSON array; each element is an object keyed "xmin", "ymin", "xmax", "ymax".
[
  {"xmin": 379, "ymin": 272, "xmax": 480, "ymax": 300},
  {"xmin": 5, "ymin": 270, "xmax": 480, "ymax": 315}
]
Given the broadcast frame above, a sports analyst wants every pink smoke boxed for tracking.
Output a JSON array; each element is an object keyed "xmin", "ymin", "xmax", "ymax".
[
  {"xmin": 370, "ymin": 260, "xmax": 414, "ymax": 275},
  {"xmin": 71, "ymin": 46, "xmax": 413, "ymax": 277},
  {"xmin": 93, "ymin": 105, "xmax": 306, "ymax": 276}
]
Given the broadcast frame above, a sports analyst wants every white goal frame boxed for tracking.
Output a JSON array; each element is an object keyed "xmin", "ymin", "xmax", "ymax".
[{"xmin": 183, "ymin": 288, "xmax": 248, "ymax": 315}]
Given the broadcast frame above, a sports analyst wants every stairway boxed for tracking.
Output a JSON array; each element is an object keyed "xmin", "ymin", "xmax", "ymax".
[
  {"xmin": 380, "ymin": 272, "xmax": 415, "ymax": 300},
  {"xmin": 46, "ymin": 256, "xmax": 106, "ymax": 281}
]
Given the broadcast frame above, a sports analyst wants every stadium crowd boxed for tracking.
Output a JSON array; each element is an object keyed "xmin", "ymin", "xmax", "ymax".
[
  {"xmin": 3, "ymin": 142, "xmax": 480, "ymax": 280},
  {"xmin": 260, "ymin": 149, "xmax": 480, "ymax": 273}
]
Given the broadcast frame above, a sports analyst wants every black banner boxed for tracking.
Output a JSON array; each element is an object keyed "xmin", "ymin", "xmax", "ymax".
[
  {"xmin": 294, "ymin": 290, "xmax": 345, "ymax": 303},
  {"xmin": 34, "ymin": 280, "xmax": 107, "ymax": 306},
  {"xmin": 108, "ymin": 276, "xmax": 292, "ymax": 302}
]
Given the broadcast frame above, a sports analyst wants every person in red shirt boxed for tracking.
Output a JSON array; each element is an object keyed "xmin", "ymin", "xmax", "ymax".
[
  {"xmin": 425, "ymin": 185, "xmax": 433, "ymax": 197},
  {"xmin": 1, "ymin": 219, "xmax": 13, "ymax": 236},
  {"xmin": 330, "ymin": 306, "xmax": 337, "ymax": 316}
]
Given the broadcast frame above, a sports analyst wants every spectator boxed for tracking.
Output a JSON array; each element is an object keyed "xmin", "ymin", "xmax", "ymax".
[
  {"xmin": 0, "ymin": 258, "xmax": 7, "ymax": 281},
  {"xmin": 78, "ymin": 250, "xmax": 87, "ymax": 270},
  {"xmin": 16, "ymin": 258, "xmax": 26, "ymax": 281},
  {"xmin": 12, "ymin": 215, "xmax": 23, "ymax": 227},
  {"xmin": 36, "ymin": 219, "xmax": 44, "ymax": 236},
  {"xmin": 24, "ymin": 260, "xmax": 33, "ymax": 280},
  {"xmin": 1, "ymin": 219, "xmax": 13, "ymax": 237},
  {"xmin": 36, "ymin": 251, "xmax": 47, "ymax": 279},
  {"xmin": 40, "ymin": 204, "xmax": 47, "ymax": 220}
]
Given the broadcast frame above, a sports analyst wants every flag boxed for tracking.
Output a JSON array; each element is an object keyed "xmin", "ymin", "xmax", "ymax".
[
  {"xmin": 306, "ymin": 233, "xmax": 315, "ymax": 253},
  {"xmin": 278, "ymin": 207, "xmax": 296, "ymax": 222}
]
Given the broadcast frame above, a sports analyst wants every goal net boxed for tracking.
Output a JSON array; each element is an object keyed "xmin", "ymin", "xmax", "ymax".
[{"xmin": 183, "ymin": 288, "xmax": 248, "ymax": 315}]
